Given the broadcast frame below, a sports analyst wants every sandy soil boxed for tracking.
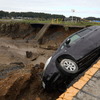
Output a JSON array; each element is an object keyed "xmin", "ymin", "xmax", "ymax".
[{"xmin": 0, "ymin": 37, "xmax": 55, "ymax": 66}]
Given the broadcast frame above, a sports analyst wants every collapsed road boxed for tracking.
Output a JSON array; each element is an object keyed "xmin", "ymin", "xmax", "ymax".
[{"xmin": 0, "ymin": 22, "xmax": 96, "ymax": 100}]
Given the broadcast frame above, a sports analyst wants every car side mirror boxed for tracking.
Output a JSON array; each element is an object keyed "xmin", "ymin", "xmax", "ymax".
[{"xmin": 66, "ymin": 38, "xmax": 70, "ymax": 44}]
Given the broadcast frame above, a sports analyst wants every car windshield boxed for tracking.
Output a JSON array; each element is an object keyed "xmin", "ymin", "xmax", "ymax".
[
  {"xmin": 61, "ymin": 34, "xmax": 80, "ymax": 49},
  {"xmin": 69, "ymin": 34, "xmax": 80, "ymax": 44},
  {"xmin": 60, "ymin": 28, "xmax": 92, "ymax": 49}
]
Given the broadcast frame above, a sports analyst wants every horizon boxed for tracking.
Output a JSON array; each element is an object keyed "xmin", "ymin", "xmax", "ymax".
[
  {"xmin": 0, "ymin": 0, "xmax": 100, "ymax": 18},
  {"xmin": 0, "ymin": 10, "xmax": 100, "ymax": 19}
]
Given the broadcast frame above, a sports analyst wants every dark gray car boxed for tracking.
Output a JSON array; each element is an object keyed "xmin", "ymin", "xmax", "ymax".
[{"xmin": 42, "ymin": 26, "xmax": 100, "ymax": 91}]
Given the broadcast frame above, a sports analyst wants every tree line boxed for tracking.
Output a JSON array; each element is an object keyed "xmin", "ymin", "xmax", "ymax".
[
  {"xmin": 84, "ymin": 17, "xmax": 100, "ymax": 21},
  {"xmin": 0, "ymin": 10, "xmax": 100, "ymax": 21},
  {"xmin": 0, "ymin": 10, "xmax": 65, "ymax": 19}
]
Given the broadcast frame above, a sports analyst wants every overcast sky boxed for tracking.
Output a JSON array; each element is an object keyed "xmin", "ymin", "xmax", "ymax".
[{"xmin": 0, "ymin": 0, "xmax": 100, "ymax": 18}]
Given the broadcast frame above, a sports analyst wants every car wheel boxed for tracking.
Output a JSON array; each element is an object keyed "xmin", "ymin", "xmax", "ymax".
[{"xmin": 60, "ymin": 59, "xmax": 78, "ymax": 74}]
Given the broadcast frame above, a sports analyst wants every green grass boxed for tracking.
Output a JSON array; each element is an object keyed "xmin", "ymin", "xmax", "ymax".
[
  {"xmin": 20, "ymin": 19, "xmax": 100, "ymax": 26},
  {"xmin": 0, "ymin": 19, "xmax": 100, "ymax": 27}
]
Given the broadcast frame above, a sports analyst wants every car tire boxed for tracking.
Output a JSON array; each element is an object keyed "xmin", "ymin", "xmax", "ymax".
[{"xmin": 59, "ymin": 58, "xmax": 78, "ymax": 74}]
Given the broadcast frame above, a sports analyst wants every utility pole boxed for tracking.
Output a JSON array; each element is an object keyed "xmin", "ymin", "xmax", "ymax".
[{"xmin": 71, "ymin": 9, "xmax": 75, "ymax": 22}]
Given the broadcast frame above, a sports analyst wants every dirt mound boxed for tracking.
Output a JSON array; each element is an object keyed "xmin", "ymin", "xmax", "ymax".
[
  {"xmin": 0, "ymin": 70, "xmax": 31, "ymax": 100},
  {"xmin": 0, "ymin": 64, "xmax": 61, "ymax": 100}
]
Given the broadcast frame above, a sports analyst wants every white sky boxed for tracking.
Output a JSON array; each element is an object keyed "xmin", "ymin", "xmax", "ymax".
[{"xmin": 0, "ymin": 0, "xmax": 100, "ymax": 18}]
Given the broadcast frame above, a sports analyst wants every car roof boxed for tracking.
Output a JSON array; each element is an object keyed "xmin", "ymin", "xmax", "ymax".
[
  {"xmin": 88, "ymin": 25, "xmax": 100, "ymax": 30},
  {"xmin": 76, "ymin": 26, "xmax": 100, "ymax": 37}
]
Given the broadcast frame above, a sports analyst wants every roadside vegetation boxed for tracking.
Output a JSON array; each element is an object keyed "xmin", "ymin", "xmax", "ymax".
[{"xmin": 0, "ymin": 18, "xmax": 100, "ymax": 27}]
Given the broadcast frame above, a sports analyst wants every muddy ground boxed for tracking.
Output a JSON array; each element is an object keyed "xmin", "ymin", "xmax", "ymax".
[{"xmin": 0, "ymin": 23, "xmax": 84, "ymax": 100}]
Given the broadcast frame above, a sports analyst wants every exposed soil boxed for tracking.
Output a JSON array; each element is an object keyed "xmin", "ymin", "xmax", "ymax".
[
  {"xmin": 16, "ymin": 64, "xmax": 61, "ymax": 100},
  {"xmin": 0, "ymin": 23, "xmax": 84, "ymax": 100},
  {"xmin": 0, "ymin": 37, "xmax": 59, "ymax": 100}
]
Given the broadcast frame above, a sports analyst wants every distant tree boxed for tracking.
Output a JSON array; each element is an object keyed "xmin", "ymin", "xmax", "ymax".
[
  {"xmin": 0, "ymin": 10, "xmax": 9, "ymax": 18},
  {"xmin": 0, "ymin": 10, "xmax": 66, "ymax": 19},
  {"xmin": 84, "ymin": 17, "xmax": 100, "ymax": 21}
]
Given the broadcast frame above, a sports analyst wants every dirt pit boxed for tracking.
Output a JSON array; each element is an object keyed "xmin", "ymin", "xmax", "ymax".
[
  {"xmin": 0, "ymin": 37, "xmax": 61, "ymax": 100},
  {"xmin": 0, "ymin": 23, "xmax": 84, "ymax": 100}
]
